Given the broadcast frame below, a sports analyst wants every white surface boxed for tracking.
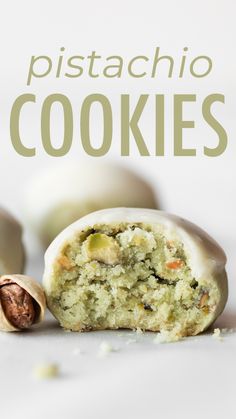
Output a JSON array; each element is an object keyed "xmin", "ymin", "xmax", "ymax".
[
  {"xmin": 1, "ymin": 321, "xmax": 236, "ymax": 419},
  {"xmin": 0, "ymin": 1, "xmax": 235, "ymax": 418}
]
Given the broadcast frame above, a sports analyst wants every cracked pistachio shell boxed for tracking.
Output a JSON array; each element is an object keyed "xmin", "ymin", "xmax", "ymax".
[
  {"xmin": 0, "ymin": 274, "xmax": 46, "ymax": 332},
  {"xmin": 0, "ymin": 208, "xmax": 25, "ymax": 275}
]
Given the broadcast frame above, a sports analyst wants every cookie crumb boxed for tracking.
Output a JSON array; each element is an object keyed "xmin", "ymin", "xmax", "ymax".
[
  {"xmin": 98, "ymin": 341, "xmax": 114, "ymax": 357},
  {"xmin": 221, "ymin": 327, "xmax": 235, "ymax": 334},
  {"xmin": 212, "ymin": 328, "xmax": 223, "ymax": 341},
  {"xmin": 154, "ymin": 330, "xmax": 182, "ymax": 344},
  {"xmin": 33, "ymin": 363, "xmax": 59, "ymax": 379}
]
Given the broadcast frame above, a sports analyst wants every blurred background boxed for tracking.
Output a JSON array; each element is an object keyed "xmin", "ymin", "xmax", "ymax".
[{"xmin": 0, "ymin": 1, "xmax": 235, "ymax": 417}]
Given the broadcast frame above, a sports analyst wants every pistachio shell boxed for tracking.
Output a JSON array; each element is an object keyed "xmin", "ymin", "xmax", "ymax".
[
  {"xmin": 0, "ymin": 274, "xmax": 46, "ymax": 332},
  {"xmin": 0, "ymin": 208, "xmax": 25, "ymax": 275}
]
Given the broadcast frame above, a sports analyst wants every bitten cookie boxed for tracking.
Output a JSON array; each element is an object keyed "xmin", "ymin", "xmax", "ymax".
[{"xmin": 43, "ymin": 208, "xmax": 227, "ymax": 338}]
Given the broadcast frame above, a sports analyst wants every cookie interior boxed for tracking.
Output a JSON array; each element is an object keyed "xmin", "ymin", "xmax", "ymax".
[{"xmin": 46, "ymin": 222, "xmax": 220, "ymax": 336}]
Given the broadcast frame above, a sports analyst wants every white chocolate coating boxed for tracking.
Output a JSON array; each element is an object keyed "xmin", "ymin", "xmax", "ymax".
[
  {"xmin": 0, "ymin": 208, "xmax": 25, "ymax": 275},
  {"xmin": 43, "ymin": 208, "xmax": 228, "ymax": 329},
  {"xmin": 23, "ymin": 161, "xmax": 158, "ymax": 245}
]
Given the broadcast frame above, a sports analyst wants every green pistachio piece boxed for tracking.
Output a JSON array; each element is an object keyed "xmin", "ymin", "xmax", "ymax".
[{"xmin": 85, "ymin": 233, "xmax": 120, "ymax": 265}]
